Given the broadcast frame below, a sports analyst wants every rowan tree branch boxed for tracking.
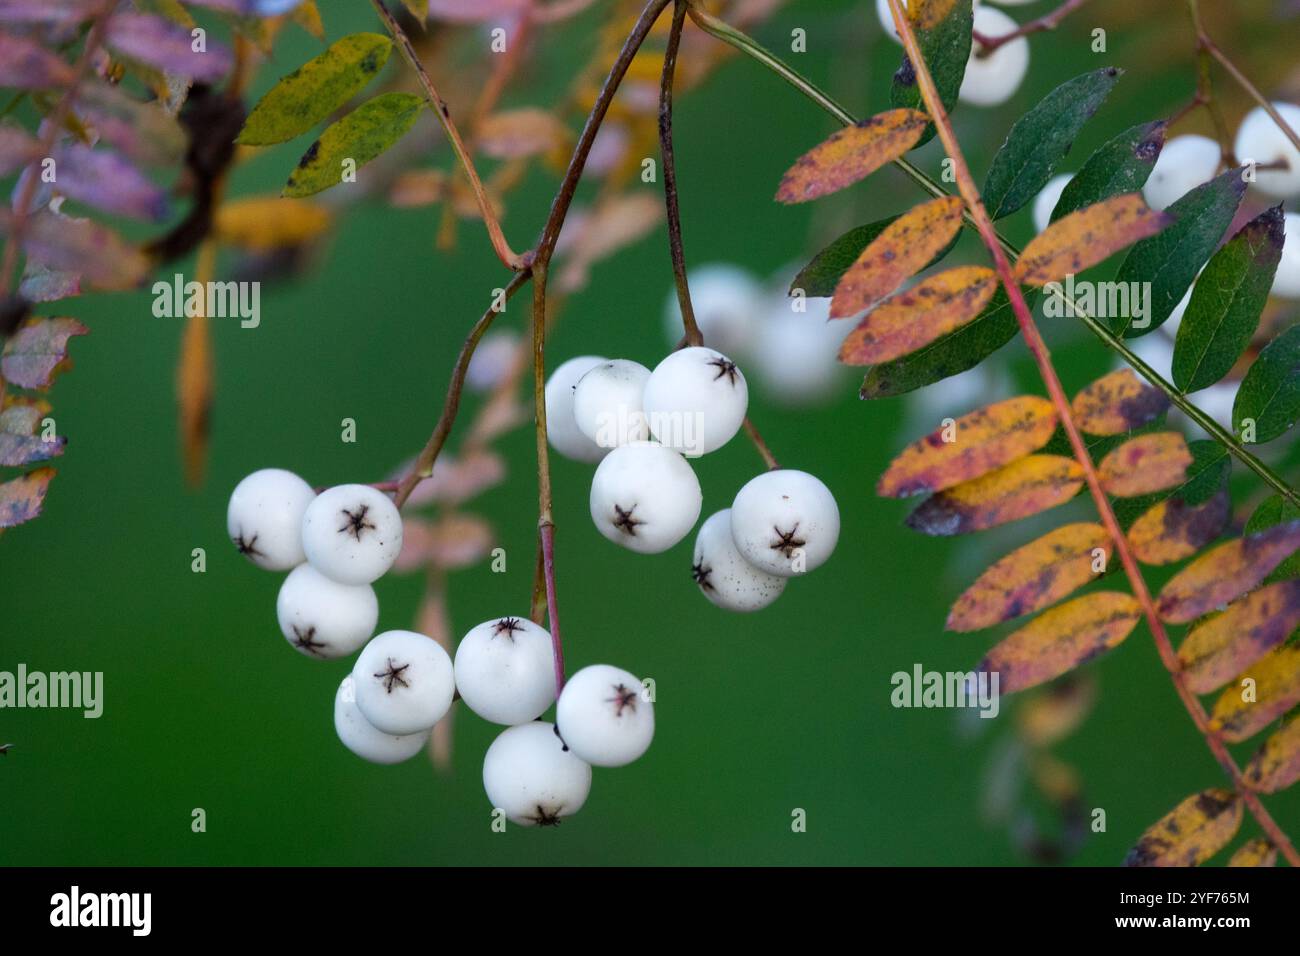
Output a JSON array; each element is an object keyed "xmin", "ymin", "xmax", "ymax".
[{"xmin": 972, "ymin": 0, "xmax": 1090, "ymax": 55}]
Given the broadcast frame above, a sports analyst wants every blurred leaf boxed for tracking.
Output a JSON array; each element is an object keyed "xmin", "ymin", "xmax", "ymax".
[
  {"xmin": 1233, "ymin": 324, "xmax": 1300, "ymax": 444},
  {"xmin": 428, "ymin": 0, "xmax": 528, "ymax": 21},
  {"xmin": 0, "ymin": 466, "xmax": 54, "ymax": 528},
  {"xmin": 829, "ymin": 195, "xmax": 964, "ymax": 318},
  {"xmin": 1124, "ymin": 790, "xmax": 1242, "ymax": 867},
  {"xmin": 1244, "ymin": 718, "xmax": 1300, "ymax": 794},
  {"xmin": 905, "ymin": 454, "xmax": 1084, "ymax": 536},
  {"xmin": 477, "ymin": 109, "xmax": 572, "ymax": 160},
  {"xmin": 1017, "ymin": 676, "xmax": 1096, "ymax": 747},
  {"xmin": 1096, "ymin": 432, "xmax": 1191, "ymax": 497},
  {"xmin": 215, "ymin": 196, "xmax": 332, "ymax": 252},
  {"xmin": 77, "ymin": 81, "xmax": 187, "ymax": 167},
  {"xmin": 1051, "ymin": 120, "xmax": 1166, "ymax": 223},
  {"xmin": 283, "ymin": 92, "xmax": 423, "ymax": 198},
  {"xmin": 177, "ymin": 314, "xmax": 212, "ymax": 488},
  {"xmin": 0, "ymin": 0, "xmax": 100, "ymax": 23},
  {"xmin": 556, "ymin": 193, "xmax": 662, "ymax": 293},
  {"xmin": 1155, "ymin": 521, "xmax": 1300, "ymax": 623},
  {"xmin": 878, "ymin": 395, "xmax": 1056, "ymax": 498},
  {"xmin": 948, "ymin": 523, "xmax": 1108, "ymax": 632},
  {"xmin": 979, "ymin": 592, "xmax": 1141, "ymax": 694},
  {"xmin": 50, "ymin": 143, "xmax": 170, "ymax": 221},
  {"xmin": 0, "ymin": 207, "xmax": 150, "ymax": 290},
  {"xmin": 983, "ymin": 68, "xmax": 1123, "ymax": 221},
  {"xmin": 1014, "ymin": 194, "xmax": 1170, "ymax": 286},
  {"xmin": 0, "ymin": 123, "xmax": 39, "ymax": 176},
  {"xmin": 0, "ymin": 398, "xmax": 63, "ymax": 466},
  {"xmin": 1210, "ymin": 644, "xmax": 1300, "ymax": 743},
  {"xmin": 1, "ymin": 316, "xmax": 88, "ymax": 389},
  {"xmin": 290, "ymin": 0, "xmax": 325, "ymax": 39},
  {"xmin": 239, "ymin": 33, "xmax": 392, "ymax": 146},
  {"xmin": 1113, "ymin": 168, "xmax": 1247, "ymax": 337},
  {"xmin": 1178, "ymin": 580, "xmax": 1300, "ymax": 693},
  {"xmin": 889, "ymin": 0, "xmax": 971, "ymax": 147},
  {"xmin": 1227, "ymin": 838, "xmax": 1277, "ymax": 867},
  {"xmin": 106, "ymin": 13, "xmax": 234, "ymax": 82},
  {"xmin": 1070, "ymin": 368, "xmax": 1170, "ymax": 436},
  {"xmin": 0, "ymin": 32, "xmax": 75, "ymax": 88},
  {"xmin": 1173, "ymin": 206, "xmax": 1284, "ymax": 392},
  {"xmin": 775, "ymin": 108, "xmax": 928, "ymax": 204},
  {"xmin": 791, "ymin": 215, "xmax": 958, "ymax": 297}
]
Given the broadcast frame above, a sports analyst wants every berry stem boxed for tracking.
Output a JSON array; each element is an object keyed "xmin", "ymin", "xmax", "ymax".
[
  {"xmin": 971, "ymin": 0, "xmax": 1090, "ymax": 56},
  {"xmin": 887, "ymin": 0, "xmax": 1299, "ymax": 867},
  {"xmin": 659, "ymin": 0, "xmax": 702, "ymax": 349}
]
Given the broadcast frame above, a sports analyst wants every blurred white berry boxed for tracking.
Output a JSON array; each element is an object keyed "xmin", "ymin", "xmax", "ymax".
[
  {"xmin": 1143, "ymin": 134, "xmax": 1220, "ymax": 211},
  {"xmin": 731, "ymin": 469, "xmax": 840, "ymax": 577},
  {"xmin": 1032, "ymin": 173, "xmax": 1073, "ymax": 233},
  {"xmin": 544, "ymin": 355, "xmax": 609, "ymax": 464},
  {"xmin": 465, "ymin": 330, "xmax": 519, "ymax": 393},
  {"xmin": 1234, "ymin": 102, "xmax": 1300, "ymax": 199},
  {"xmin": 454, "ymin": 617, "xmax": 557, "ymax": 726},
  {"xmin": 590, "ymin": 441, "xmax": 702, "ymax": 553},
  {"xmin": 353, "ymin": 630, "xmax": 455, "ymax": 735},
  {"xmin": 959, "ymin": 7, "xmax": 1029, "ymax": 108},
  {"xmin": 663, "ymin": 264, "xmax": 763, "ymax": 357},
  {"xmin": 752, "ymin": 293, "xmax": 850, "ymax": 407},
  {"xmin": 482, "ymin": 721, "xmax": 592, "ymax": 827},
  {"xmin": 555, "ymin": 664, "xmax": 654, "ymax": 768},
  {"xmin": 227, "ymin": 468, "xmax": 315, "ymax": 571},
  {"xmin": 1273, "ymin": 212, "xmax": 1300, "ymax": 299},
  {"xmin": 642, "ymin": 346, "xmax": 748, "ymax": 456},
  {"xmin": 301, "ymin": 484, "xmax": 403, "ymax": 586},
  {"xmin": 333, "ymin": 676, "xmax": 429, "ymax": 765},
  {"xmin": 692, "ymin": 509, "xmax": 786, "ymax": 612},
  {"xmin": 276, "ymin": 564, "xmax": 378, "ymax": 660},
  {"xmin": 572, "ymin": 359, "xmax": 651, "ymax": 449}
]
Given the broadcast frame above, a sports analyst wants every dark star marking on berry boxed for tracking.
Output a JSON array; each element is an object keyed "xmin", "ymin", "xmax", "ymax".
[
  {"xmin": 606, "ymin": 683, "xmax": 638, "ymax": 717},
  {"xmin": 493, "ymin": 617, "xmax": 524, "ymax": 640},
  {"xmin": 770, "ymin": 524, "xmax": 806, "ymax": 559},
  {"xmin": 691, "ymin": 561, "xmax": 714, "ymax": 591},
  {"xmin": 708, "ymin": 356, "xmax": 740, "ymax": 386},
  {"xmin": 375, "ymin": 657, "xmax": 411, "ymax": 693},
  {"xmin": 612, "ymin": 503, "xmax": 644, "ymax": 536},
  {"xmin": 233, "ymin": 530, "xmax": 264, "ymax": 559},
  {"xmin": 529, "ymin": 805, "xmax": 563, "ymax": 827},
  {"xmin": 338, "ymin": 504, "xmax": 377, "ymax": 541},
  {"xmin": 291, "ymin": 625, "xmax": 327, "ymax": 656}
]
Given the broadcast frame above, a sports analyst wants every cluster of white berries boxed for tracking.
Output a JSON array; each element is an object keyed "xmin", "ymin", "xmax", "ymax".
[
  {"xmin": 228, "ymin": 468, "xmax": 654, "ymax": 827},
  {"xmin": 546, "ymin": 336, "xmax": 840, "ymax": 613}
]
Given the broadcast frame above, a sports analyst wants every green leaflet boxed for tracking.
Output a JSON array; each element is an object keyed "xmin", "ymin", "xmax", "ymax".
[
  {"xmin": 1234, "ymin": 325, "xmax": 1300, "ymax": 445},
  {"xmin": 857, "ymin": 286, "xmax": 1028, "ymax": 399},
  {"xmin": 888, "ymin": 0, "xmax": 972, "ymax": 148},
  {"xmin": 791, "ymin": 216, "xmax": 959, "ymax": 298},
  {"xmin": 240, "ymin": 33, "xmax": 393, "ymax": 146},
  {"xmin": 1112, "ymin": 167, "xmax": 1246, "ymax": 338},
  {"xmin": 1172, "ymin": 206, "xmax": 1285, "ymax": 393},
  {"xmin": 1246, "ymin": 494, "xmax": 1300, "ymax": 583},
  {"xmin": 1051, "ymin": 120, "xmax": 1166, "ymax": 223},
  {"xmin": 983, "ymin": 68, "xmax": 1123, "ymax": 221},
  {"xmin": 283, "ymin": 92, "xmax": 423, "ymax": 198}
]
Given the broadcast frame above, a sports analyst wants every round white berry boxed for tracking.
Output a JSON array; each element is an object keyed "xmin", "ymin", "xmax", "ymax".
[
  {"xmin": 555, "ymin": 664, "xmax": 654, "ymax": 768},
  {"xmin": 642, "ymin": 346, "xmax": 748, "ymax": 457},
  {"xmin": 482, "ymin": 721, "xmax": 592, "ymax": 827},
  {"xmin": 301, "ymin": 484, "xmax": 403, "ymax": 586},
  {"xmin": 589, "ymin": 441, "xmax": 702, "ymax": 553},
  {"xmin": 333, "ymin": 676, "xmax": 429, "ymax": 765},
  {"xmin": 879, "ymin": 0, "xmax": 988, "ymax": 43},
  {"xmin": 1234, "ymin": 102, "xmax": 1300, "ymax": 199},
  {"xmin": 572, "ymin": 359, "xmax": 651, "ymax": 449},
  {"xmin": 752, "ymin": 293, "xmax": 850, "ymax": 407},
  {"xmin": 1143, "ymin": 134, "xmax": 1220, "ymax": 211},
  {"xmin": 276, "ymin": 564, "xmax": 378, "ymax": 660},
  {"xmin": 692, "ymin": 509, "xmax": 786, "ymax": 612},
  {"xmin": 730, "ymin": 469, "xmax": 840, "ymax": 577},
  {"xmin": 454, "ymin": 616, "xmax": 557, "ymax": 725},
  {"xmin": 545, "ymin": 355, "xmax": 609, "ymax": 464},
  {"xmin": 663, "ymin": 264, "xmax": 762, "ymax": 357},
  {"xmin": 465, "ymin": 330, "xmax": 518, "ymax": 393},
  {"xmin": 352, "ymin": 630, "xmax": 455, "ymax": 735},
  {"xmin": 958, "ymin": 7, "xmax": 1029, "ymax": 108},
  {"xmin": 227, "ymin": 468, "xmax": 315, "ymax": 571},
  {"xmin": 1032, "ymin": 173, "xmax": 1073, "ymax": 233},
  {"xmin": 1273, "ymin": 212, "xmax": 1300, "ymax": 299}
]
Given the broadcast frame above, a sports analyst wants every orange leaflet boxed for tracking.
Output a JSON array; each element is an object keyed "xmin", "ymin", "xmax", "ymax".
[
  {"xmin": 1209, "ymin": 644, "xmax": 1300, "ymax": 743},
  {"xmin": 911, "ymin": 0, "xmax": 959, "ymax": 29},
  {"xmin": 1244, "ymin": 717, "xmax": 1300, "ymax": 794},
  {"xmin": 1126, "ymin": 490, "xmax": 1229, "ymax": 565},
  {"xmin": 978, "ymin": 591, "xmax": 1141, "ymax": 694},
  {"xmin": 839, "ymin": 266, "xmax": 997, "ymax": 365},
  {"xmin": 775, "ymin": 108, "xmax": 929, "ymax": 205},
  {"xmin": 1124, "ymin": 790, "xmax": 1243, "ymax": 867},
  {"xmin": 905, "ymin": 454, "xmax": 1084, "ymax": 536},
  {"xmin": 1070, "ymin": 368, "xmax": 1170, "ymax": 436},
  {"xmin": 947, "ymin": 522, "xmax": 1109, "ymax": 632},
  {"xmin": 1227, "ymin": 839, "xmax": 1278, "ymax": 867},
  {"xmin": 1154, "ymin": 520, "xmax": 1300, "ymax": 623},
  {"xmin": 829, "ymin": 195, "xmax": 964, "ymax": 318},
  {"xmin": 1097, "ymin": 432, "xmax": 1192, "ymax": 497},
  {"xmin": 1014, "ymin": 193, "xmax": 1171, "ymax": 286},
  {"xmin": 1176, "ymin": 580, "xmax": 1300, "ymax": 694},
  {"xmin": 878, "ymin": 395, "xmax": 1056, "ymax": 499}
]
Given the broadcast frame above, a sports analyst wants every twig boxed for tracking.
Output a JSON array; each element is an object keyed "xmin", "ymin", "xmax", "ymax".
[
  {"xmin": 742, "ymin": 417, "xmax": 779, "ymax": 470},
  {"xmin": 888, "ymin": 0, "xmax": 1298, "ymax": 867},
  {"xmin": 659, "ymin": 0, "xmax": 702, "ymax": 347},
  {"xmin": 973, "ymin": 0, "xmax": 1090, "ymax": 55}
]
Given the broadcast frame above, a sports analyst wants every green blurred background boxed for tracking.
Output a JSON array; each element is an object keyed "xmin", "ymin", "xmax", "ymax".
[{"xmin": 3, "ymin": 0, "xmax": 1299, "ymax": 865}]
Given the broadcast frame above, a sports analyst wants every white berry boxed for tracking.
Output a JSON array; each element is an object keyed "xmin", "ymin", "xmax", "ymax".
[
  {"xmin": 752, "ymin": 293, "xmax": 849, "ymax": 407},
  {"xmin": 301, "ymin": 483, "xmax": 403, "ymax": 585},
  {"xmin": 1032, "ymin": 173, "xmax": 1073, "ymax": 233},
  {"xmin": 465, "ymin": 330, "xmax": 518, "ymax": 393},
  {"xmin": 454, "ymin": 617, "xmax": 557, "ymax": 725},
  {"xmin": 544, "ymin": 355, "xmax": 609, "ymax": 464},
  {"xmin": 642, "ymin": 346, "xmax": 748, "ymax": 457},
  {"xmin": 1273, "ymin": 212, "xmax": 1300, "ymax": 299},
  {"xmin": 663, "ymin": 264, "xmax": 762, "ymax": 357},
  {"xmin": 1143, "ymin": 134, "xmax": 1220, "ymax": 211},
  {"xmin": 572, "ymin": 359, "xmax": 651, "ymax": 449},
  {"xmin": 958, "ymin": 7, "xmax": 1029, "ymax": 108},
  {"xmin": 1234, "ymin": 102, "xmax": 1300, "ymax": 199},
  {"xmin": 692, "ymin": 509, "xmax": 786, "ymax": 612},
  {"xmin": 352, "ymin": 630, "xmax": 455, "ymax": 735},
  {"xmin": 333, "ymin": 676, "xmax": 429, "ymax": 765},
  {"xmin": 482, "ymin": 721, "xmax": 592, "ymax": 827},
  {"xmin": 555, "ymin": 664, "xmax": 654, "ymax": 768},
  {"xmin": 276, "ymin": 564, "xmax": 378, "ymax": 660},
  {"xmin": 589, "ymin": 441, "xmax": 702, "ymax": 553},
  {"xmin": 227, "ymin": 468, "xmax": 315, "ymax": 571},
  {"xmin": 730, "ymin": 469, "xmax": 840, "ymax": 577}
]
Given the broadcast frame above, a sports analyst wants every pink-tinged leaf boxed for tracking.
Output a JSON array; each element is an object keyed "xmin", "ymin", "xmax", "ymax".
[
  {"xmin": 0, "ymin": 31, "xmax": 75, "ymax": 88},
  {"xmin": 0, "ymin": 0, "xmax": 100, "ymax": 22},
  {"xmin": 0, "ymin": 467, "xmax": 55, "ymax": 528},
  {"xmin": 775, "ymin": 109, "xmax": 930, "ymax": 204},
  {"xmin": 1, "ymin": 316, "xmax": 89, "ymax": 389},
  {"xmin": 1014, "ymin": 194, "xmax": 1172, "ymax": 287},
  {"xmin": 0, "ymin": 208, "xmax": 150, "ymax": 290},
  {"xmin": 1176, "ymin": 580, "xmax": 1300, "ymax": 694},
  {"xmin": 106, "ymin": 13, "xmax": 233, "ymax": 82},
  {"xmin": 0, "ymin": 399, "xmax": 64, "ymax": 467},
  {"xmin": 1155, "ymin": 520, "xmax": 1300, "ymax": 624},
  {"xmin": 77, "ymin": 81, "xmax": 187, "ymax": 167},
  {"xmin": 1071, "ymin": 368, "xmax": 1170, "ymax": 436},
  {"xmin": 428, "ymin": 0, "xmax": 529, "ymax": 23},
  {"xmin": 1209, "ymin": 644, "xmax": 1300, "ymax": 743},
  {"xmin": 0, "ymin": 123, "xmax": 39, "ymax": 177},
  {"xmin": 19, "ymin": 260, "xmax": 81, "ymax": 304},
  {"xmin": 1096, "ymin": 432, "xmax": 1192, "ymax": 497},
  {"xmin": 51, "ymin": 144, "xmax": 170, "ymax": 221},
  {"xmin": 905, "ymin": 455, "xmax": 1085, "ymax": 536}
]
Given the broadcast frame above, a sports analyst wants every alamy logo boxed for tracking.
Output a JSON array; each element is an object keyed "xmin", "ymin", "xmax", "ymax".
[
  {"xmin": 153, "ymin": 273, "xmax": 261, "ymax": 328},
  {"xmin": 890, "ymin": 664, "xmax": 1000, "ymax": 719},
  {"xmin": 1042, "ymin": 273, "xmax": 1152, "ymax": 329},
  {"xmin": 0, "ymin": 664, "xmax": 103, "ymax": 718},
  {"xmin": 50, "ymin": 886, "xmax": 151, "ymax": 936}
]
